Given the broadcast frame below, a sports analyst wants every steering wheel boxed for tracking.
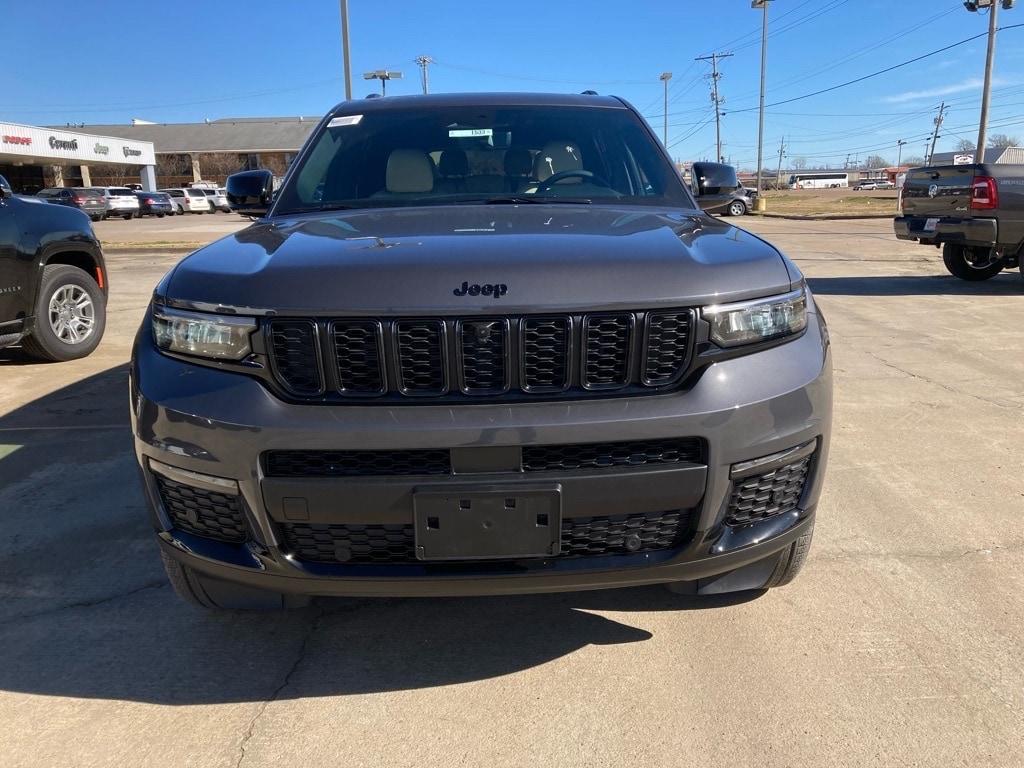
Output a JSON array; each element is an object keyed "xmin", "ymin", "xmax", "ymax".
[{"xmin": 534, "ymin": 169, "xmax": 611, "ymax": 193}]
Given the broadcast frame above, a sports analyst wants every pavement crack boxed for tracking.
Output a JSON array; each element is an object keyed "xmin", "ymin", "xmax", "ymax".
[
  {"xmin": 868, "ymin": 351, "xmax": 1021, "ymax": 410},
  {"xmin": 235, "ymin": 605, "xmax": 325, "ymax": 768},
  {"xmin": 5, "ymin": 580, "xmax": 168, "ymax": 624}
]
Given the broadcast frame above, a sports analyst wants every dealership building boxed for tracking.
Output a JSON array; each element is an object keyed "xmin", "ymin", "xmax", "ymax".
[{"xmin": 0, "ymin": 121, "xmax": 156, "ymax": 194}]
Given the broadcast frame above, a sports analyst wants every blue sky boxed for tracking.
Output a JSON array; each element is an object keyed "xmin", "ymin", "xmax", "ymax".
[{"xmin": 4, "ymin": 0, "xmax": 1023, "ymax": 169}]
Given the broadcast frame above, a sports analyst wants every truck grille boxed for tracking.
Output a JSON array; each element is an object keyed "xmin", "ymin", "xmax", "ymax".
[
  {"xmin": 264, "ymin": 310, "xmax": 694, "ymax": 402},
  {"xmin": 281, "ymin": 510, "xmax": 691, "ymax": 564},
  {"xmin": 263, "ymin": 438, "xmax": 703, "ymax": 478}
]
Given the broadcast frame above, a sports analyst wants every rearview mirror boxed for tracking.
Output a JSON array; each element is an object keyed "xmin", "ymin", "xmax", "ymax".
[{"xmin": 226, "ymin": 170, "xmax": 274, "ymax": 217}]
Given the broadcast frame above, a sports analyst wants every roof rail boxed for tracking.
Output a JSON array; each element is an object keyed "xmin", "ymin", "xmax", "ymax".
[{"xmin": 580, "ymin": 90, "xmax": 598, "ymax": 96}]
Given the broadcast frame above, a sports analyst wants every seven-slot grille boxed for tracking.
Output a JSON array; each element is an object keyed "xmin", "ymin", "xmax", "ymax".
[{"xmin": 265, "ymin": 310, "xmax": 693, "ymax": 401}]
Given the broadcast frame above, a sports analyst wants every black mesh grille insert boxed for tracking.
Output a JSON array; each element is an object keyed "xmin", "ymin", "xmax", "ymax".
[
  {"xmin": 523, "ymin": 438, "xmax": 704, "ymax": 473},
  {"xmin": 727, "ymin": 455, "xmax": 812, "ymax": 524},
  {"xmin": 281, "ymin": 510, "xmax": 690, "ymax": 564},
  {"xmin": 332, "ymin": 320, "xmax": 385, "ymax": 394},
  {"xmin": 268, "ymin": 320, "xmax": 323, "ymax": 395},
  {"xmin": 264, "ymin": 449, "xmax": 452, "ymax": 477},
  {"xmin": 283, "ymin": 523, "xmax": 416, "ymax": 563},
  {"xmin": 643, "ymin": 311, "xmax": 693, "ymax": 385},
  {"xmin": 155, "ymin": 475, "xmax": 247, "ymax": 543},
  {"xmin": 583, "ymin": 314, "xmax": 633, "ymax": 388},
  {"xmin": 521, "ymin": 316, "xmax": 570, "ymax": 391},
  {"xmin": 560, "ymin": 511, "xmax": 688, "ymax": 557},
  {"xmin": 459, "ymin": 319, "xmax": 508, "ymax": 393},
  {"xmin": 396, "ymin": 320, "xmax": 446, "ymax": 394}
]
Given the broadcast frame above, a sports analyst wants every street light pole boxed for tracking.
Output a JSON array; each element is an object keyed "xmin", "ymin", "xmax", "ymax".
[
  {"xmin": 976, "ymin": 1, "xmax": 1000, "ymax": 162},
  {"xmin": 896, "ymin": 139, "xmax": 907, "ymax": 169},
  {"xmin": 340, "ymin": 0, "xmax": 352, "ymax": 100},
  {"xmin": 753, "ymin": 0, "xmax": 771, "ymax": 194},
  {"xmin": 659, "ymin": 72, "xmax": 672, "ymax": 147},
  {"xmin": 363, "ymin": 70, "xmax": 403, "ymax": 96}
]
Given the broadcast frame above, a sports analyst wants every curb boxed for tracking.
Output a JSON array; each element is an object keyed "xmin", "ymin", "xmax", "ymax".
[
  {"xmin": 753, "ymin": 213, "xmax": 894, "ymax": 221},
  {"xmin": 102, "ymin": 244, "xmax": 200, "ymax": 253}
]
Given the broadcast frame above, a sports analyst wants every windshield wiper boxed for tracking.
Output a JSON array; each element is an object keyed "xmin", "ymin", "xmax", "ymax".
[{"xmin": 476, "ymin": 196, "xmax": 592, "ymax": 205}]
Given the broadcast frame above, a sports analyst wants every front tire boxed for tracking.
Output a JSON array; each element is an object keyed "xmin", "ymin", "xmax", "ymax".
[
  {"xmin": 942, "ymin": 243, "xmax": 1003, "ymax": 281},
  {"xmin": 21, "ymin": 264, "xmax": 106, "ymax": 362},
  {"xmin": 727, "ymin": 200, "xmax": 747, "ymax": 217},
  {"xmin": 160, "ymin": 551, "xmax": 301, "ymax": 611}
]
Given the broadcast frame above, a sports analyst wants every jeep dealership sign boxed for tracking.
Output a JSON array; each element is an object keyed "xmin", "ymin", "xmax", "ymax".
[{"xmin": 0, "ymin": 121, "xmax": 155, "ymax": 166}]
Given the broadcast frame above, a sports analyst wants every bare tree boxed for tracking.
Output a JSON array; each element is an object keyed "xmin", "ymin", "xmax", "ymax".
[
  {"xmin": 89, "ymin": 163, "xmax": 133, "ymax": 186},
  {"xmin": 987, "ymin": 134, "xmax": 1020, "ymax": 149},
  {"xmin": 864, "ymin": 155, "xmax": 890, "ymax": 169},
  {"xmin": 791, "ymin": 156, "xmax": 807, "ymax": 170},
  {"xmin": 954, "ymin": 138, "xmax": 976, "ymax": 152},
  {"xmin": 902, "ymin": 155, "xmax": 926, "ymax": 167},
  {"xmin": 195, "ymin": 153, "xmax": 245, "ymax": 182}
]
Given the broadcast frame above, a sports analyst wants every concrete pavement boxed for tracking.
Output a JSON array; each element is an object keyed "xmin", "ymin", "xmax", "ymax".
[{"xmin": 1, "ymin": 216, "xmax": 1022, "ymax": 767}]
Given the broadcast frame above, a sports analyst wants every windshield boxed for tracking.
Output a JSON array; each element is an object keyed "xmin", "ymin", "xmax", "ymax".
[{"xmin": 274, "ymin": 105, "xmax": 691, "ymax": 214}]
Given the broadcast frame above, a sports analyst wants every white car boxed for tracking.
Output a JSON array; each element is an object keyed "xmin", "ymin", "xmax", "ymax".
[
  {"xmin": 161, "ymin": 188, "xmax": 211, "ymax": 214},
  {"xmin": 100, "ymin": 187, "xmax": 141, "ymax": 219},
  {"xmin": 198, "ymin": 187, "xmax": 230, "ymax": 213}
]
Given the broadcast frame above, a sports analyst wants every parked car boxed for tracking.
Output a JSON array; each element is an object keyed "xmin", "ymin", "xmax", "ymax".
[
  {"xmin": 135, "ymin": 191, "xmax": 174, "ymax": 218},
  {"xmin": 133, "ymin": 92, "xmax": 832, "ymax": 610},
  {"xmin": 36, "ymin": 187, "xmax": 108, "ymax": 222},
  {"xmin": 853, "ymin": 180, "xmax": 879, "ymax": 191},
  {"xmin": 100, "ymin": 187, "xmax": 142, "ymax": 220},
  {"xmin": 894, "ymin": 162, "xmax": 1024, "ymax": 281},
  {"xmin": 690, "ymin": 162, "xmax": 755, "ymax": 215},
  {"xmin": 0, "ymin": 174, "xmax": 108, "ymax": 361},
  {"xmin": 161, "ymin": 187, "xmax": 210, "ymax": 214},
  {"xmin": 197, "ymin": 187, "xmax": 230, "ymax": 212}
]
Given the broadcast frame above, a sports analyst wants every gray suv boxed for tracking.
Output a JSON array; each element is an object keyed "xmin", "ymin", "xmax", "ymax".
[{"xmin": 131, "ymin": 93, "xmax": 832, "ymax": 610}]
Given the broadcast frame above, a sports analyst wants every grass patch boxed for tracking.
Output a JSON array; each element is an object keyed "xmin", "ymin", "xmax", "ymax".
[{"xmin": 759, "ymin": 189, "xmax": 900, "ymax": 217}]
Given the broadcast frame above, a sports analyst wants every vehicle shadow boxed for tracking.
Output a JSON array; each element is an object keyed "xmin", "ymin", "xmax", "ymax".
[
  {"xmin": 807, "ymin": 273, "xmax": 1024, "ymax": 297},
  {"xmin": 0, "ymin": 364, "xmax": 762, "ymax": 705}
]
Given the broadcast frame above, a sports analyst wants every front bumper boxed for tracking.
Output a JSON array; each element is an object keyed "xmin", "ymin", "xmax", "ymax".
[
  {"xmin": 894, "ymin": 215, "xmax": 997, "ymax": 247},
  {"xmin": 131, "ymin": 310, "xmax": 832, "ymax": 596}
]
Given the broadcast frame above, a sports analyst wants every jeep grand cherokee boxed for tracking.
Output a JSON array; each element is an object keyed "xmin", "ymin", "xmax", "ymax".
[{"xmin": 130, "ymin": 93, "xmax": 832, "ymax": 610}]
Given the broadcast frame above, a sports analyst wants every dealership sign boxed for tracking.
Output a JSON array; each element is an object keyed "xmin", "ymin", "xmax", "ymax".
[{"xmin": 0, "ymin": 120, "xmax": 155, "ymax": 165}]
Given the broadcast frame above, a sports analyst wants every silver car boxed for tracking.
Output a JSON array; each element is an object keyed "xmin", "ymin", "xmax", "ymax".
[{"xmin": 100, "ymin": 187, "xmax": 141, "ymax": 219}]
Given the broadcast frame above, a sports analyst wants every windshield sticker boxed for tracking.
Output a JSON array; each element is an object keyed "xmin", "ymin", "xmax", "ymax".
[
  {"xmin": 328, "ymin": 115, "xmax": 363, "ymax": 128},
  {"xmin": 448, "ymin": 128, "xmax": 492, "ymax": 138}
]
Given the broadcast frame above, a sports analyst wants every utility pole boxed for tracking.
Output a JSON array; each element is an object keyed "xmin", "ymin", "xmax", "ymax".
[
  {"xmin": 415, "ymin": 56, "xmax": 433, "ymax": 94},
  {"xmin": 659, "ymin": 72, "xmax": 672, "ymax": 147},
  {"xmin": 340, "ymin": 0, "xmax": 352, "ymax": 100},
  {"xmin": 753, "ymin": 0, "xmax": 771, "ymax": 194},
  {"xmin": 896, "ymin": 139, "xmax": 907, "ymax": 169},
  {"xmin": 695, "ymin": 52, "xmax": 733, "ymax": 163},
  {"xmin": 927, "ymin": 101, "xmax": 947, "ymax": 164},
  {"xmin": 775, "ymin": 136, "xmax": 786, "ymax": 189},
  {"xmin": 975, "ymin": 0, "xmax": 1002, "ymax": 162}
]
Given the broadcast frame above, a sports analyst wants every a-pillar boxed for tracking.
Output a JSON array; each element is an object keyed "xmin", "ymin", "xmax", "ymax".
[{"xmin": 139, "ymin": 165, "xmax": 157, "ymax": 191}]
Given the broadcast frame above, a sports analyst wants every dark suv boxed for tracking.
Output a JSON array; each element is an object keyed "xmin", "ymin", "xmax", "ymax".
[
  {"xmin": 131, "ymin": 93, "xmax": 832, "ymax": 610},
  {"xmin": 0, "ymin": 175, "xmax": 108, "ymax": 360}
]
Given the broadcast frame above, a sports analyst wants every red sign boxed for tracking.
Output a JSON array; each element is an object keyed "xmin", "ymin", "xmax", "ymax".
[{"xmin": 2, "ymin": 135, "xmax": 32, "ymax": 146}]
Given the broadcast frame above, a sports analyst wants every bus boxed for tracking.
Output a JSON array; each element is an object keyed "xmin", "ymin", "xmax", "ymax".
[{"xmin": 788, "ymin": 172, "xmax": 849, "ymax": 189}]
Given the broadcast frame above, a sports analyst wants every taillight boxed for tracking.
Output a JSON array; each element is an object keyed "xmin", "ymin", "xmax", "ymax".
[
  {"xmin": 971, "ymin": 176, "xmax": 998, "ymax": 210},
  {"xmin": 73, "ymin": 196, "xmax": 85, "ymax": 204}
]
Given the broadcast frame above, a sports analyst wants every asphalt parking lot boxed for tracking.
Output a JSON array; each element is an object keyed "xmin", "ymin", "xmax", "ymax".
[{"xmin": 1, "ymin": 215, "xmax": 1022, "ymax": 767}]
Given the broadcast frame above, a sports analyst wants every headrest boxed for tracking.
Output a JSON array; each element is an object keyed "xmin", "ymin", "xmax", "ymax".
[
  {"xmin": 534, "ymin": 142, "xmax": 583, "ymax": 182},
  {"xmin": 385, "ymin": 149, "xmax": 434, "ymax": 193},
  {"xmin": 438, "ymin": 148, "xmax": 469, "ymax": 178},
  {"xmin": 503, "ymin": 147, "xmax": 532, "ymax": 177}
]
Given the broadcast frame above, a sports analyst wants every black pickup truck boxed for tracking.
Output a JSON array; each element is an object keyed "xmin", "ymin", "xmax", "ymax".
[
  {"xmin": 0, "ymin": 174, "xmax": 108, "ymax": 360},
  {"xmin": 894, "ymin": 163, "xmax": 1024, "ymax": 281}
]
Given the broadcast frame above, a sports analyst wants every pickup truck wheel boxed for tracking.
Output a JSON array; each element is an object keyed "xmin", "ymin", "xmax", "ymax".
[
  {"xmin": 21, "ymin": 265, "xmax": 106, "ymax": 362},
  {"xmin": 727, "ymin": 200, "xmax": 747, "ymax": 216},
  {"xmin": 943, "ymin": 243, "xmax": 1003, "ymax": 281},
  {"xmin": 159, "ymin": 551, "xmax": 304, "ymax": 611}
]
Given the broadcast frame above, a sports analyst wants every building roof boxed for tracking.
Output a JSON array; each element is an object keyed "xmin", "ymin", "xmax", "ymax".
[
  {"xmin": 929, "ymin": 147, "xmax": 1024, "ymax": 165},
  {"xmin": 62, "ymin": 117, "xmax": 320, "ymax": 154}
]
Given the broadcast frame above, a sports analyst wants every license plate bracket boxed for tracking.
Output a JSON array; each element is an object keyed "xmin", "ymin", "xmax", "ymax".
[
  {"xmin": 413, "ymin": 485, "xmax": 562, "ymax": 561},
  {"xmin": 923, "ymin": 217, "xmax": 940, "ymax": 232}
]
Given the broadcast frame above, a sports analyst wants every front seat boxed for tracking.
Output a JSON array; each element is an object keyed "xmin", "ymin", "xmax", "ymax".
[
  {"xmin": 378, "ymin": 149, "xmax": 434, "ymax": 196},
  {"xmin": 437, "ymin": 148, "xmax": 469, "ymax": 193},
  {"xmin": 503, "ymin": 147, "xmax": 533, "ymax": 192},
  {"xmin": 533, "ymin": 141, "xmax": 584, "ymax": 184}
]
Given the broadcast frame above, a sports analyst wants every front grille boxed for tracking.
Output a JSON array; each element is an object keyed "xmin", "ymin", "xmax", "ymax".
[
  {"xmin": 155, "ymin": 475, "xmax": 248, "ymax": 543},
  {"xmin": 522, "ymin": 438, "xmax": 704, "ymax": 473},
  {"xmin": 264, "ymin": 309, "xmax": 693, "ymax": 402},
  {"xmin": 726, "ymin": 455, "xmax": 812, "ymax": 525},
  {"xmin": 263, "ymin": 438, "xmax": 704, "ymax": 478},
  {"xmin": 264, "ymin": 449, "xmax": 452, "ymax": 477},
  {"xmin": 281, "ymin": 509, "xmax": 690, "ymax": 564}
]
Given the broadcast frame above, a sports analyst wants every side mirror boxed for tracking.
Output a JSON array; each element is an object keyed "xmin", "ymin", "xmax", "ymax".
[
  {"xmin": 690, "ymin": 161, "xmax": 739, "ymax": 213},
  {"xmin": 0, "ymin": 179, "xmax": 12, "ymax": 199},
  {"xmin": 226, "ymin": 170, "xmax": 274, "ymax": 217}
]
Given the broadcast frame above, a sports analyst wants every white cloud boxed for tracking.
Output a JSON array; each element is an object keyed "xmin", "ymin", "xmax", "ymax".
[{"xmin": 883, "ymin": 78, "xmax": 991, "ymax": 104}]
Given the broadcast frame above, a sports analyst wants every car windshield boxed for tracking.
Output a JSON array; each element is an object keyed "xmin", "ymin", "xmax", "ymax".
[{"xmin": 274, "ymin": 104, "xmax": 691, "ymax": 214}]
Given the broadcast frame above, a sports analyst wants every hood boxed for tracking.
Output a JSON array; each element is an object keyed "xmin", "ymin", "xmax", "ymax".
[{"xmin": 164, "ymin": 205, "xmax": 793, "ymax": 315}]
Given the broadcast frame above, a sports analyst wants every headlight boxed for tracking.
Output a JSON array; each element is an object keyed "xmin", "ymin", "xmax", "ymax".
[
  {"xmin": 152, "ymin": 307, "xmax": 257, "ymax": 360},
  {"xmin": 703, "ymin": 287, "xmax": 807, "ymax": 348}
]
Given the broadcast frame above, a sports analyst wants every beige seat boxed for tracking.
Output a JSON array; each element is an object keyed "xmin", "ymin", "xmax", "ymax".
[
  {"xmin": 533, "ymin": 141, "xmax": 584, "ymax": 183},
  {"xmin": 381, "ymin": 149, "xmax": 434, "ymax": 195}
]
